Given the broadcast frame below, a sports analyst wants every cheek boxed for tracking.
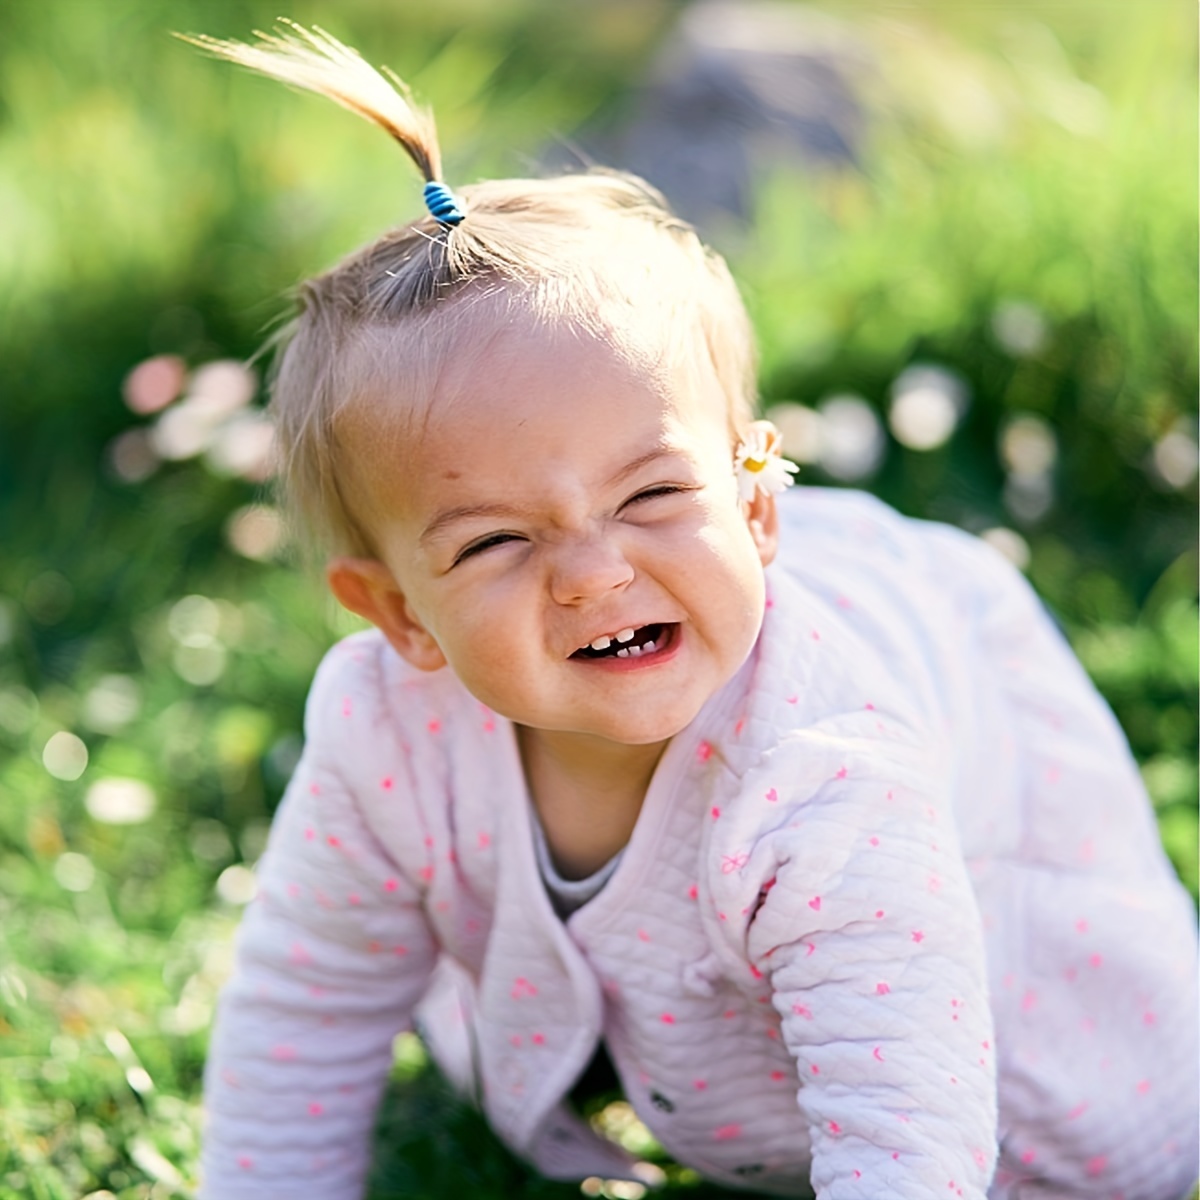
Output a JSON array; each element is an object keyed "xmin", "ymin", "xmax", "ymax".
[
  {"xmin": 652, "ymin": 521, "xmax": 764, "ymax": 640},
  {"xmin": 422, "ymin": 579, "xmax": 534, "ymax": 673},
  {"xmin": 690, "ymin": 502, "xmax": 767, "ymax": 577},
  {"xmin": 700, "ymin": 520, "xmax": 768, "ymax": 622}
]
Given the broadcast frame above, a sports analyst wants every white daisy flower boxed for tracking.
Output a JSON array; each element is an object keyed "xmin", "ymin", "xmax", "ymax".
[{"xmin": 734, "ymin": 420, "xmax": 799, "ymax": 502}]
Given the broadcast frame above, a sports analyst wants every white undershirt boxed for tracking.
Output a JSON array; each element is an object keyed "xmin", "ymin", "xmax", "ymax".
[{"xmin": 530, "ymin": 814, "xmax": 624, "ymax": 918}]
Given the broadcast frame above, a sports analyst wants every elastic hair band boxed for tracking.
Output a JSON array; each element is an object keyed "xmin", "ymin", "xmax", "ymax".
[{"xmin": 424, "ymin": 181, "xmax": 466, "ymax": 226}]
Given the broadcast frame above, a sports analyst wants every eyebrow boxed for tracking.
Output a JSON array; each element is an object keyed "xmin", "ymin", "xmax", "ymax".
[
  {"xmin": 419, "ymin": 501, "xmax": 533, "ymax": 546},
  {"xmin": 418, "ymin": 448, "xmax": 680, "ymax": 546}
]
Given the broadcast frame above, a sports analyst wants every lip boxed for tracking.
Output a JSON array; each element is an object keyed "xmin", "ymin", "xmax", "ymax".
[{"xmin": 570, "ymin": 621, "xmax": 682, "ymax": 670}]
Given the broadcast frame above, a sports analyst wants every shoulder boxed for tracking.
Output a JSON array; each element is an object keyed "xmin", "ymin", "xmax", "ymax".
[
  {"xmin": 774, "ymin": 485, "xmax": 1033, "ymax": 610},
  {"xmin": 775, "ymin": 485, "xmax": 977, "ymax": 577},
  {"xmin": 297, "ymin": 633, "xmax": 493, "ymax": 868},
  {"xmin": 305, "ymin": 630, "xmax": 391, "ymax": 737},
  {"xmin": 303, "ymin": 630, "xmax": 473, "ymax": 747}
]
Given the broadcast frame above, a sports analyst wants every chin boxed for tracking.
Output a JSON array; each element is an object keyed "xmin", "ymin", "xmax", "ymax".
[{"xmin": 592, "ymin": 706, "xmax": 704, "ymax": 747}]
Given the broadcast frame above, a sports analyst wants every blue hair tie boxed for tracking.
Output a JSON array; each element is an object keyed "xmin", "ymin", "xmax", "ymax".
[{"xmin": 423, "ymin": 181, "xmax": 465, "ymax": 226}]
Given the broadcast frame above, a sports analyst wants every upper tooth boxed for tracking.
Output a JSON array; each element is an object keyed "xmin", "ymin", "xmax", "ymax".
[
  {"xmin": 615, "ymin": 628, "xmax": 636, "ymax": 643},
  {"xmin": 590, "ymin": 635, "xmax": 612, "ymax": 651}
]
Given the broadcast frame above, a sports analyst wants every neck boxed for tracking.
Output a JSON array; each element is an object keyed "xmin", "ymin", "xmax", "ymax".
[
  {"xmin": 516, "ymin": 727, "xmax": 669, "ymax": 879},
  {"xmin": 519, "ymin": 727, "xmax": 668, "ymax": 796}
]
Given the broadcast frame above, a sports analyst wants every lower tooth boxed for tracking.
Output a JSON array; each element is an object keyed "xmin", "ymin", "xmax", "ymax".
[
  {"xmin": 616, "ymin": 648, "xmax": 630, "ymax": 658},
  {"xmin": 643, "ymin": 640, "xmax": 656, "ymax": 653}
]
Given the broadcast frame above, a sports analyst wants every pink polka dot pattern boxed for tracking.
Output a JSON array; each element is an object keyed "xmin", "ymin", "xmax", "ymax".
[{"xmin": 197, "ymin": 492, "xmax": 1200, "ymax": 1200}]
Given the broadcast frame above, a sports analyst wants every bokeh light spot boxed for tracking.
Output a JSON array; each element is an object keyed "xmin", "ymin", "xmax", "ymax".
[
  {"xmin": 225, "ymin": 505, "xmax": 286, "ymax": 561},
  {"xmin": 106, "ymin": 428, "xmax": 161, "ymax": 484},
  {"xmin": 54, "ymin": 852, "xmax": 96, "ymax": 893},
  {"xmin": 43, "ymin": 732, "xmax": 88, "ymax": 781},
  {"xmin": 82, "ymin": 674, "xmax": 142, "ymax": 735},
  {"xmin": 190, "ymin": 819, "xmax": 234, "ymax": 865},
  {"xmin": 765, "ymin": 402, "xmax": 823, "ymax": 464},
  {"xmin": 206, "ymin": 413, "xmax": 276, "ymax": 481},
  {"xmin": 1150, "ymin": 424, "xmax": 1198, "ymax": 491},
  {"xmin": 888, "ymin": 365, "xmax": 967, "ymax": 451},
  {"xmin": 121, "ymin": 355, "xmax": 186, "ymax": 415},
  {"xmin": 0, "ymin": 686, "xmax": 38, "ymax": 735},
  {"xmin": 150, "ymin": 402, "xmax": 219, "ymax": 461},
  {"xmin": 168, "ymin": 595, "xmax": 221, "ymax": 645},
  {"xmin": 172, "ymin": 642, "xmax": 228, "ymax": 686},
  {"xmin": 216, "ymin": 864, "xmax": 258, "ymax": 906},
  {"xmin": 189, "ymin": 360, "xmax": 257, "ymax": 413},
  {"xmin": 85, "ymin": 778, "xmax": 156, "ymax": 825},
  {"xmin": 818, "ymin": 395, "xmax": 886, "ymax": 481},
  {"xmin": 980, "ymin": 527, "xmax": 1031, "ymax": 571},
  {"xmin": 991, "ymin": 301, "xmax": 1047, "ymax": 357},
  {"xmin": 1000, "ymin": 414, "xmax": 1057, "ymax": 478}
]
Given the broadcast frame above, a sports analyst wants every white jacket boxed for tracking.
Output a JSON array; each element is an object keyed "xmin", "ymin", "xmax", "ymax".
[{"xmin": 200, "ymin": 489, "xmax": 1199, "ymax": 1200}]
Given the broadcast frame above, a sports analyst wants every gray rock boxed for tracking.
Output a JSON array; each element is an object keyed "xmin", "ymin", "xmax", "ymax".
[{"xmin": 554, "ymin": 1, "xmax": 872, "ymax": 229}]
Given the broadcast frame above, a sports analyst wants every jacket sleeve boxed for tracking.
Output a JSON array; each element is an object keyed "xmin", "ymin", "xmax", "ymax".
[
  {"xmin": 738, "ymin": 736, "xmax": 998, "ymax": 1200},
  {"xmin": 199, "ymin": 644, "xmax": 440, "ymax": 1200}
]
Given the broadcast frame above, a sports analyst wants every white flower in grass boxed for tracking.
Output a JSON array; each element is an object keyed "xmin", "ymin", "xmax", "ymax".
[{"xmin": 734, "ymin": 421, "xmax": 799, "ymax": 502}]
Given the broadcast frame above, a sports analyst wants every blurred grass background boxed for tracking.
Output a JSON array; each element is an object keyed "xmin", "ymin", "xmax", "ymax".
[{"xmin": 0, "ymin": 1, "xmax": 1195, "ymax": 1197}]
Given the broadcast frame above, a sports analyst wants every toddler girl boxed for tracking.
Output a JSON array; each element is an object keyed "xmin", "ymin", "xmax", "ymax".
[{"xmin": 189, "ymin": 25, "xmax": 1198, "ymax": 1200}]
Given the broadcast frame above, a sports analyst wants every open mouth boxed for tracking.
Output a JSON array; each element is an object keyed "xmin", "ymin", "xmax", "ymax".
[{"xmin": 571, "ymin": 622, "xmax": 673, "ymax": 661}]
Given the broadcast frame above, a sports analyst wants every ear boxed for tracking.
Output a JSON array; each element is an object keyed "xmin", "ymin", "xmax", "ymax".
[
  {"xmin": 326, "ymin": 557, "xmax": 447, "ymax": 672},
  {"xmin": 743, "ymin": 489, "xmax": 779, "ymax": 568}
]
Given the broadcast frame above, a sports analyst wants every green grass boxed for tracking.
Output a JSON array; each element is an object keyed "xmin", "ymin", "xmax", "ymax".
[
  {"xmin": 1, "ymin": 1, "xmax": 1195, "ymax": 1196},
  {"xmin": 368, "ymin": 1051, "xmax": 784, "ymax": 1200}
]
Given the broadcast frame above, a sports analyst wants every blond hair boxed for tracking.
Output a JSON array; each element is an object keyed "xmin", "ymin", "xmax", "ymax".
[{"xmin": 184, "ymin": 23, "xmax": 759, "ymax": 556}]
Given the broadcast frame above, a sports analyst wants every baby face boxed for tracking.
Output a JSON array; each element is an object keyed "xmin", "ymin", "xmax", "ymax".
[{"xmin": 334, "ymin": 319, "xmax": 776, "ymax": 749}]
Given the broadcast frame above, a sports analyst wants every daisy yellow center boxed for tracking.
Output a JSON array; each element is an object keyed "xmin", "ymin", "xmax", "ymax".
[{"xmin": 744, "ymin": 457, "xmax": 768, "ymax": 472}]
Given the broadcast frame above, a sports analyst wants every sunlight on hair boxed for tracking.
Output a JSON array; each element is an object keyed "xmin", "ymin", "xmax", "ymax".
[
  {"xmin": 179, "ymin": 22, "xmax": 445, "ymax": 181},
  {"xmin": 180, "ymin": 26, "xmax": 756, "ymax": 556}
]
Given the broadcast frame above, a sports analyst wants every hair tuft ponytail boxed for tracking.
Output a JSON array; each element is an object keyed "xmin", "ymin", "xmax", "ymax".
[
  {"xmin": 177, "ymin": 20, "xmax": 444, "ymax": 183},
  {"xmin": 183, "ymin": 22, "xmax": 758, "ymax": 556}
]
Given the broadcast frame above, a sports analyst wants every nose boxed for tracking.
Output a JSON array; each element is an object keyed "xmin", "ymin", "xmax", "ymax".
[{"xmin": 547, "ymin": 535, "xmax": 635, "ymax": 606}]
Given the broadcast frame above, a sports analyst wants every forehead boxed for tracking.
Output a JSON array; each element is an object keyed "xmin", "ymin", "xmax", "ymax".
[{"xmin": 336, "ymin": 310, "xmax": 731, "ymax": 526}]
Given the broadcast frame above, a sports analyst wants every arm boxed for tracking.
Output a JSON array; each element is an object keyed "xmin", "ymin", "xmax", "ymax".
[
  {"xmin": 199, "ymin": 649, "xmax": 439, "ymax": 1200},
  {"xmin": 738, "ymin": 743, "xmax": 997, "ymax": 1198}
]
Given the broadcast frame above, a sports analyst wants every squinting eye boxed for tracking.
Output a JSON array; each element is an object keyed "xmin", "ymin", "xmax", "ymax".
[
  {"xmin": 626, "ymin": 485, "xmax": 688, "ymax": 506},
  {"xmin": 453, "ymin": 533, "xmax": 522, "ymax": 565}
]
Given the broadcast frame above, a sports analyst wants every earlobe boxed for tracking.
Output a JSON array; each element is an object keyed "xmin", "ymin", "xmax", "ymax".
[
  {"xmin": 744, "ymin": 492, "xmax": 779, "ymax": 568},
  {"xmin": 326, "ymin": 557, "xmax": 447, "ymax": 672}
]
